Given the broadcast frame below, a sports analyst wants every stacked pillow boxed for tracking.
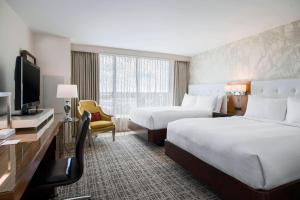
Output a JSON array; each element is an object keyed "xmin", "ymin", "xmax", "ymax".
[
  {"xmin": 245, "ymin": 95, "xmax": 300, "ymax": 123},
  {"xmin": 181, "ymin": 93, "xmax": 223, "ymax": 113},
  {"xmin": 245, "ymin": 95, "xmax": 287, "ymax": 121},
  {"xmin": 286, "ymin": 97, "xmax": 300, "ymax": 124},
  {"xmin": 181, "ymin": 93, "xmax": 197, "ymax": 107}
]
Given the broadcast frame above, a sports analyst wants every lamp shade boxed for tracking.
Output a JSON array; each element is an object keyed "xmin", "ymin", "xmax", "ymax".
[
  {"xmin": 56, "ymin": 84, "xmax": 78, "ymax": 98},
  {"xmin": 225, "ymin": 84, "xmax": 248, "ymax": 96},
  {"xmin": 225, "ymin": 84, "xmax": 247, "ymax": 93}
]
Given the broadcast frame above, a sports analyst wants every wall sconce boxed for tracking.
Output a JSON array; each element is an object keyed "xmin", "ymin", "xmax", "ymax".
[{"xmin": 225, "ymin": 84, "xmax": 247, "ymax": 96}]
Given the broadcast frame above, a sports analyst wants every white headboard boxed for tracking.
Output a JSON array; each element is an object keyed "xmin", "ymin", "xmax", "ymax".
[
  {"xmin": 251, "ymin": 79, "xmax": 300, "ymax": 98},
  {"xmin": 189, "ymin": 83, "xmax": 226, "ymax": 96},
  {"xmin": 188, "ymin": 83, "xmax": 227, "ymax": 113}
]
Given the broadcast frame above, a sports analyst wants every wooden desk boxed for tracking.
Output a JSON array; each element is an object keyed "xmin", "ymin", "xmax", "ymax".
[{"xmin": 0, "ymin": 114, "xmax": 63, "ymax": 200}]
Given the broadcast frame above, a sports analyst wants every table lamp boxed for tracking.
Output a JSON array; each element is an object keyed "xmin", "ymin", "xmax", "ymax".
[
  {"xmin": 225, "ymin": 84, "xmax": 247, "ymax": 96},
  {"xmin": 56, "ymin": 84, "xmax": 78, "ymax": 121}
]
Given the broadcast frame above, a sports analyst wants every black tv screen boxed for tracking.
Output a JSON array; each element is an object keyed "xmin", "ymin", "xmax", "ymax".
[
  {"xmin": 22, "ymin": 60, "xmax": 40, "ymax": 104},
  {"xmin": 15, "ymin": 56, "xmax": 40, "ymax": 111}
]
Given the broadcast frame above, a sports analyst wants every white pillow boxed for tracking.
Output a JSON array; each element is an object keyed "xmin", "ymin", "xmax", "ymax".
[
  {"xmin": 245, "ymin": 95, "xmax": 287, "ymax": 121},
  {"xmin": 286, "ymin": 97, "xmax": 300, "ymax": 124},
  {"xmin": 181, "ymin": 93, "xmax": 197, "ymax": 107},
  {"xmin": 194, "ymin": 95, "xmax": 217, "ymax": 112},
  {"xmin": 214, "ymin": 95, "xmax": 224, "ymax": 113}
]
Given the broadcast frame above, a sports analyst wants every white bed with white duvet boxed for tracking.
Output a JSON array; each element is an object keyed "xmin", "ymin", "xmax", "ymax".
[
  {"xmin": 166, "ymin": 79, "xmax": 300, "ymax": 199},
  {"xmin": 129, "ymin": 83, "xmax": 227, "ymax": 130},
  {"xmin": 168, "ymin": 116, "xmax": 300, "ymax": 190}
]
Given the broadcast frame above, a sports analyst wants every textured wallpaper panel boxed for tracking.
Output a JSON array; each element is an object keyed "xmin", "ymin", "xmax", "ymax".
[{"xmin": 190, "ymin": 20, "xmax": 300, "ymax": 83}]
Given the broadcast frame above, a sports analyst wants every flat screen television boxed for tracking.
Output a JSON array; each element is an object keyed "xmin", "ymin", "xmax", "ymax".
[{"xmin": 15, "ymin": 56, "xmax": 40, "ymax": 115}]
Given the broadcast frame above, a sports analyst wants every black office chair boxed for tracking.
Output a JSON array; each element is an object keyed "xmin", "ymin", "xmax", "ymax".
[{"xmin": 23, "ymin": 111, "xmax": 91, "ymax": 200}]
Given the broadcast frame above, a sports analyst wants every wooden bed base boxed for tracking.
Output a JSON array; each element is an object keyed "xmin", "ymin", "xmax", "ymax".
[
  {"xmin": 165, "ymin": 141, "xmax": 300, "ymax": 200},
  {"xmin": 128, "ymin": 120, "xmax": 167, "ymax": 145},
  {"xmin": 147, "ymin": 129, "xmax": 167, "ymax": 145}
]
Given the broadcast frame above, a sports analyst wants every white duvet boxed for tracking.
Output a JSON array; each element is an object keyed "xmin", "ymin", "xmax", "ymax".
[
  {"xmin": 167, "ymin": 117, "xmax": 300, "ymax": 190},
  {"xmin": 129, "ymin": 106, "xmax": 211, "ymax": 130}
]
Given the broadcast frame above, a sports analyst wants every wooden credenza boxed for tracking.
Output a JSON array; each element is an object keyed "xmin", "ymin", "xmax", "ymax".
[{"xmin": 0, "ymin": 114, "xmax": 63, "ymax": 200}]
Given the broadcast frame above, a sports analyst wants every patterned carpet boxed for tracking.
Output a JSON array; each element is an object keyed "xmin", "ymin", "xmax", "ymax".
[{"xmin": 56, "ymin": 132, "xmax": 220, "ymax": 200}]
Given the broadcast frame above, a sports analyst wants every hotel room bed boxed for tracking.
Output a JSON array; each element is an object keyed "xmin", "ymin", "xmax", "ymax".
[
  {"xmin": 167, "ymin": 116, "xmax": 300, "ymax": 190},
  {"xmin": 129, "ymin": 83, "xmax": 227, "ymax": 144},
  {"xmin": 130, "ymin": 106, "xmax": 211, "ymax": 130},
  {"xmin": 165, "ymin": 79, "xmax": 300, "ymax": 200}
]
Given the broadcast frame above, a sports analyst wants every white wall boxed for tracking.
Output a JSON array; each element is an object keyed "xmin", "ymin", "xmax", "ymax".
[
  {"xmin": 190, "ymin": 19, "xmax": 300, "ymax": 84},
  {"xmin": 32, "ymin": 32, "xmax": 71, "ymax": 112},
  {"xmin": 33, "ymin": 32, "xmax": 71, "ymax": 82},
  {"xmin": 0, "ymin": 0, "xmax": 33, "ymax": 109}
]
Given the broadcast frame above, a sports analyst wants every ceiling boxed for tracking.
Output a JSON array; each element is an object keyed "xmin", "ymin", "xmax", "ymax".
[{"xmin": 7, "ymin": 0, "xmax": 300, "ymax": 56}]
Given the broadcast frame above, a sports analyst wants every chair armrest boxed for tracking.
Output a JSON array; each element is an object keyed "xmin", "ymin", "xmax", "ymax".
[{"xmin": 97, "ymin": 106, "xmax": 113, "ymax": 121}]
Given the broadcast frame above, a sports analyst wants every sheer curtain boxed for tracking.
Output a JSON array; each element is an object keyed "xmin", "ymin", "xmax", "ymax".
[
  {"xmin": 115, "ymin": 56, "xmax": 137, "ymax": 116},
  {"xmin": 99, "ymin": 54, "xmax": 173, "ymax": 131},
  {"xmin": 99, "ymin": 55, "xmax": 114, "ymax": 114},
  {"xmin": 137, "ymin": 58, "xmax": 172, "ymax": 107}
]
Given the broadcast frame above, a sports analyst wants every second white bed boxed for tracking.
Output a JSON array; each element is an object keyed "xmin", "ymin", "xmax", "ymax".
[
  {"xmin": 167, "ymin": 117, "xmax": 300, "ymax": 190},
  {"xmin": 129, "ymin": 83, "xmax": 227, "ymax": 130},
  {"xmin": 130, "ymin": 106, "xmax": 211, "ymax": 130}
]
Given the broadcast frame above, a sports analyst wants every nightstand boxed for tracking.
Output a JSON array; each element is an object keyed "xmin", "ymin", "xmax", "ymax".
[
  {"xmin": 227, "ymin": 95, "xmax": 248, "ymax": 116},
  {"xmin": 212, "ymin": 112, "xmax": 233, "ymax": 118}
]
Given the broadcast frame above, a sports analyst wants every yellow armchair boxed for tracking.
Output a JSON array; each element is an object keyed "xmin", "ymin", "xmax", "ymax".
[{"xmin": 77, "ymin": 100, "xmax": 115, "ymax": 145}]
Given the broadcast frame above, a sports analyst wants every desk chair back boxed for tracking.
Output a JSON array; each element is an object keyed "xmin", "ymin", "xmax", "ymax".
[{"xmin": 76, "ymin": 111, "xmax": 91, "ymax": 177}]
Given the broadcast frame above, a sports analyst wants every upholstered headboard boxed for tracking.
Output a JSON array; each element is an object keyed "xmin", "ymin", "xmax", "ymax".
[
  {"xmin": 188, "ymin": 83, "xmax": 227, "ymax": 113},
  {"xmin": 189, "ymin": 83, "xmax": 225, "ymax": 96},
  {"xmin": 251, "ymin": 79, "xmax": 300, "ymax": 98}
]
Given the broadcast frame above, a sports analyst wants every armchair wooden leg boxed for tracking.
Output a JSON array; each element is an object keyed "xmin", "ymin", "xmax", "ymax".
[{"xmin": 112, "ymin": 127, "xmax": 115, "ymax": 142}]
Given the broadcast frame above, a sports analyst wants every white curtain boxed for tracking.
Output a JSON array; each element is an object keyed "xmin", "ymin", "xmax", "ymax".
[
  {"xmin": 99, "ymin": 55, "xmax": 114, "ymax": 114},
  {"xmin": 99, "ymin": 54, "xmax": 173, "ymax": 131},
  {"xmin": 137, "ymin": 58, "xmax": 173, "ymax": 107}
]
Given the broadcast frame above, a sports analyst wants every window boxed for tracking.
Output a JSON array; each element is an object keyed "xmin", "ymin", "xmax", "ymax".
[
  {"xmin": 137, "ymin": 58, "xmax": 172, "ymax": 107},
  {"xmin": 99, "ymin": 54, "xmax": 173, "ymax": 116},
  {"xmin": 99, "ymin": 55, "xmax": 114, "ymax": 114}
]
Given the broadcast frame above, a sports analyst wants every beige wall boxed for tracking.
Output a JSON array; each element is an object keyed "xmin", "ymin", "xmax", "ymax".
[
  {"xmin": 32, "ymin": 32, "xmax": 71, "ymax": 109},
  {"xmin": 190, "ymin": 19, "xmax": 300, "ymax": 84},
  {"xmin": 0, "ymin": 0, "xmax": 33, "ymax": 109},
  {"xmin": 0, "ymin": 1, "xmax": 71, "ymax": 112},
  {"xmin": 33, "ymin": 33, "xmax": 71, "ymax": 82}
]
